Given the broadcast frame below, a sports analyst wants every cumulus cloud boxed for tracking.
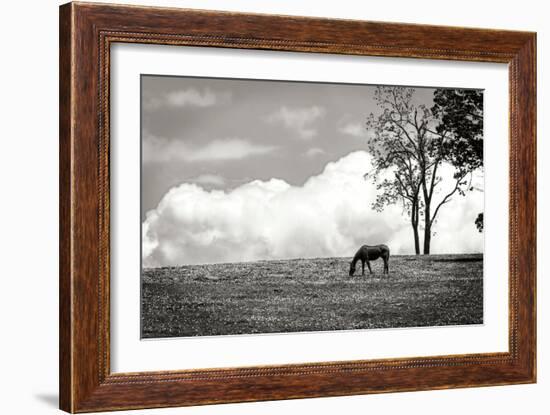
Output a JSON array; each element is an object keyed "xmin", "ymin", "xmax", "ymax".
[
  {"xmin": 142, "ymin": 151, "xmax": 483, "ymax": 267},
  {"xmin": 266, "ymin": 105, "xmax": 325, "ymax": 139},
  {"xmin": 144, "ymin": 88, "xmax": 231, "ymax": 110},
  {"xmin": 143, "ymin": 134, "xmax": 276, "ymax": 163}
]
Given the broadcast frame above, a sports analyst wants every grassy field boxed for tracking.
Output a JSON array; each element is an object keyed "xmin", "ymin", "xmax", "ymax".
[{"xmin": 141, "ymin": 254, "xmax": 483, "ymax": 338}]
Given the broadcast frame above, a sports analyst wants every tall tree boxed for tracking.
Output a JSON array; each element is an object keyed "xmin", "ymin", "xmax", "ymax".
[
  {"xmin": 432, "ymin": 88, "xmax": 484, "ymax": 230},
  {"xmin": 365, "ymin": 86, "xmax": 471, "ymax": 254},
  {"xmin": 365, "ymin": 88, "xmax": 423, "ymax": 254}
]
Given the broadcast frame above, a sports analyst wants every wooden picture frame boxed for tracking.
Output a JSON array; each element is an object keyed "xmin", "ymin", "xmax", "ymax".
[{"xmin": 59, "ymin": 2, "xmax": 536, "ymax": 412}]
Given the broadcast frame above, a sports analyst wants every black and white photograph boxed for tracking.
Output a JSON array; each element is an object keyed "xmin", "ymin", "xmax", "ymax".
[{"xmin": 140, "ymin": 75, "xmax": 484, "ymax": 339}]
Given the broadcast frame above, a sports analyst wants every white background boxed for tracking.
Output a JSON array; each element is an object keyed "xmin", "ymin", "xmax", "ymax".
[
  {"xmin": 0, "ymin": 0, "xmax": 546, "ymax": 414},
  {"xmin": 111, "ymin": 45, "xmax": 509, "ymax": 372}
]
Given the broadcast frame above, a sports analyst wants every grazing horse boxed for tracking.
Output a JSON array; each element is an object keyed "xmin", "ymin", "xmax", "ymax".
[{"xmin": 349, "ymin": 244, "xmax": 390, "ymax": 276}]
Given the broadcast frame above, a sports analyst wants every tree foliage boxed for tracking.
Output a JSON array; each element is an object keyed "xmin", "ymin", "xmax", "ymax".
[
  {"xmin": 432, "ymin": 88, "xmax": 484, "ymax": 230},
  {"xmin": 431, "ymin": 89, "xmax": 483, "ymax": 169},
  {"xmin": 475, "ymin": 212, "xmax": 484, "ymax": 232}
]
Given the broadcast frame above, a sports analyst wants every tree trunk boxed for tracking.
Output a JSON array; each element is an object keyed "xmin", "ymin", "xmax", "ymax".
[
  {"xmin": 413, "ymin": 224, "xmax": 420, "ymax": 255},
  {"xmin": 423, "ymin": 224, "xmax": 431, "ymax": 254},
  {"xmin": 411, "ymin": 201, "xmax": 420, "ymax": 255},
  {"xmin": 423, "ymin": 204, "xmax": 431, "ymax": 254}
]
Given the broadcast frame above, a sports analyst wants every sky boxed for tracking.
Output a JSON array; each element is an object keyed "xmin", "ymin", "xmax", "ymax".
[{"xmin": 141, "ymin": 76, "xmax": 483, "ymax": 267}]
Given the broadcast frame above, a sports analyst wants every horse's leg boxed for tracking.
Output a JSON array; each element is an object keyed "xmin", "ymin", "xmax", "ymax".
[
  {"xmin": 384, "ymin": 258, "xmax": 389, "ymax": 274},
  {"xmin": 361, "ymin": 260, "xmax": 365, "ymax": 276},
  {"xmin": 366, "ymin": 261, "xmax": 372, "ymax": 274}
]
